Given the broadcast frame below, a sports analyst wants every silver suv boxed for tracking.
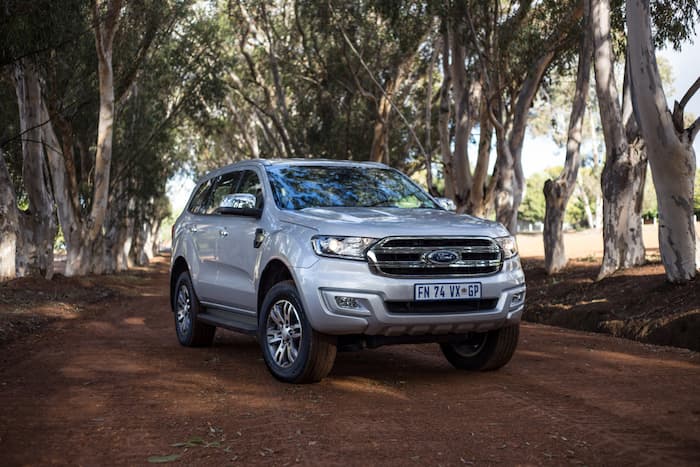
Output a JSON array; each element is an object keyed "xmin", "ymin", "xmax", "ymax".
[{"xmin": 170, "ymin": 160, "xmax": 526, "ymax": 383}]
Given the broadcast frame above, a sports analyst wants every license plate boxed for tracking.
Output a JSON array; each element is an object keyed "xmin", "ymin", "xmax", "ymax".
[{"xmin": 414, "ymin": 282, "xmax": 482, "ymax": 301}]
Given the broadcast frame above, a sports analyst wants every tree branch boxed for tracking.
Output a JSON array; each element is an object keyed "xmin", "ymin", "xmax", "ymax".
[
  {"xmin": 673, "ymin": 76, "xmax": 700, "ymax": 132},
  {"xmin": 688, "ymin": 115, "xmax": 700, "ymax": 143},
  {"xmin": 328, "ymin": 2, "xmax": 428, "ymax": 161},
  {"xmin": 679, "ymin": 76, "xmax": 700, "ymax": 110}
]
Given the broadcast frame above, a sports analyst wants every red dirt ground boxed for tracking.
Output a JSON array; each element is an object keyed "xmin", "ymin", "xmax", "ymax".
[{"xmin": 1, "ymin": 256, "xmax": 699, "ymax": 465}]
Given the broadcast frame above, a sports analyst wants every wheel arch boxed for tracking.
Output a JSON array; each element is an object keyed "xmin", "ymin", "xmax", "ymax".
[
  {"xmin": 170, "ymin": 256, "xmax": 190, "ymax": 312},
  {"xmin": 258, "ymin": 259, "xmax": 294, "ymax": 314}
]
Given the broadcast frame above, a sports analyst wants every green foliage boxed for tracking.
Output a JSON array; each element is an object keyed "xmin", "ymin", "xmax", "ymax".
[
  {"xmin": 519, "ymin": 167, "xmax": 606, "ymax": 228},
  {"xmin": 519, "ymin": 171, "xmax": 551, "ymax": 224}
]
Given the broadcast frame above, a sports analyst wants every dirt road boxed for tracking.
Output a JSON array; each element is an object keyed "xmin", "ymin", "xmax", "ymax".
[{"xmin": 1, "ymin": 258, "xmax": 699, "ymax": 466}]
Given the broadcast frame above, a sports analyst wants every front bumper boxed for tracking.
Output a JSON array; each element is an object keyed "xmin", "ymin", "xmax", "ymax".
[{"xmin": 293, "ymin": 256, "xmax": 526, "ymax": 336}]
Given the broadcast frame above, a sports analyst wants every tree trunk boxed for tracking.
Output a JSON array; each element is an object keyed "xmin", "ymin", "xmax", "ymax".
[
  {"xmin": 543, "ymin": 4, "xmax": 593, "ymax": 274},
  {"xmin": 424, "ymin": 36, "xmax": 438, "ymax": 196},
  {"xmin": 90, "ymin": 0, "xmax": 122, "ymax": 245},
  {"xmin": 627, "ymin": 0, "xmax": 698, "ymax": 283},
  {"xmin": 576, "ymin": 183, "xmax": 596, "ymax": 229},
  {"xmin": 437, "ymin": 30, "xmax": 455, "ymax": 200},
  {"xmin": 494, "ymin": 50, "xmax": 555, "ymax": 234},
  {"xmin": 466, "ymin": 98, "xmax": 493, "ymax": 217},
  {"xmin": 41, "ymin": 101, "xmax": 85, "ymax": 276},
  {"xmin": 369, "ymin": 60, "xmax": 411, "ymax": 164},
  {"xmin": 0, "ymin": 150, "xmax": 19, "ymax": 280},
  {"xmin": 589, "ymin": 102, "xmax": 604, "ymax": 229},
  {"xmin": 13, "ymin": 59, "xmax": 56, "ymax": 279},
  {"xmin": 493, "ymin": 113, "xmax": 517, "ymax": 233},
  {"xmin": 448, "ymin": 22, "xmax": 475, "ymax": 207},
  {"xmin": 591, "ymin": 0, "xmax": 646, "ymax": 280}
]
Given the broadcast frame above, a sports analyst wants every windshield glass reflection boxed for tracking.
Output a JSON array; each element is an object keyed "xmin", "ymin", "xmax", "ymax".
[{"xmin": 266, "ymin": 165, "xmax": 438, "ymax": 211}]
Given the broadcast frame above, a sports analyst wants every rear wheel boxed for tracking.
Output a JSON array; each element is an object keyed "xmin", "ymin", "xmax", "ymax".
[
  {"xmin": 173, "ymin": 271, "xmax": 215, "ymax": 347},
  {"xmin": 259, "ymin": 281, "xmax": 336, "ymax": 383},
  {"xmin": 440, "ymin": 324, "xmax": 519, "ymax": 371}
]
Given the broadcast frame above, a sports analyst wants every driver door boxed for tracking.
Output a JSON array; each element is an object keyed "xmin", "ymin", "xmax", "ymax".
[{"xmin": 212, "ymin": 169, "xmax": 265, "ymax": 313}]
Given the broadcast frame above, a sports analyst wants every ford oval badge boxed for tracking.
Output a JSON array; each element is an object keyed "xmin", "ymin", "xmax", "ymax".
[{"xmin": 425, "ymin": 249, "xmax": 460, "ymax": 264}]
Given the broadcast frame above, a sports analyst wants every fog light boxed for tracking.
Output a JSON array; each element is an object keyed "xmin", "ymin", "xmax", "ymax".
[
  {"xmin": 511, "ymin": 291, "xmax": 524, "ymax": 305},
  {"xmin": 335, "ymin": 296, "xmax": 360, "ymax": 309}
]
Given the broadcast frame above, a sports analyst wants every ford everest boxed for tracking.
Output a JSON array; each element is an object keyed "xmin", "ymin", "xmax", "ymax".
[{"xmin": 170, "ymin": 159, "xmax": 525, "ymax": 383}]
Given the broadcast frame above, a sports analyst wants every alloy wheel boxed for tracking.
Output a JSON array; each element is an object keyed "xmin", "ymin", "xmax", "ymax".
[
  {"xmin": 266, "ymin": 299, "xmax": 303, "ymax": 368},
  {"xmin": 176, "ymin": 284, "xmax": 192, "ymax": 335}
]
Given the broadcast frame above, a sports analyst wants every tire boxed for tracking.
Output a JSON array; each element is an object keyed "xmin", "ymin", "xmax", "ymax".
[
  {"xmin": 258, "ymin": 281, "xmax": 336, "ymax": 383},
  {"xmin": 173, "ymin": 271, "xmax": 216, "ymax": 347},
  {"xmin": 440, "ymin": 324, "xmax": 519, "ymax": 371}
]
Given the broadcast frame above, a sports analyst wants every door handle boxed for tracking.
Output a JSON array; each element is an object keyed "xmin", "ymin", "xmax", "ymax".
[
  {"xmin": 219, "ymin": 229, "xmax": 229, "ymax": 237},
  {"xmin": 188, "ymin": 225, "xmax": 198, "ymax": 233}
]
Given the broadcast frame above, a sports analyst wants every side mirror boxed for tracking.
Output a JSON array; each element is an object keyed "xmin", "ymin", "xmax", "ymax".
[
  {"xmin": 216, "ymin": 193, "xmax": 262, "ymax": 218},
  {"xmin": 435, "ymin": 197, "xmax": 456, "ymax": 212},
  {"xmin": 220, "ymin": 193, "xmax": 256, "ymax": 209}
]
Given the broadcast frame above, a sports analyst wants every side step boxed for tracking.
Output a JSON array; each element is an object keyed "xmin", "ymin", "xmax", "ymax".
[{"xmin": 198, "ymin": 308, "xmax": 257, "ymax": 335}]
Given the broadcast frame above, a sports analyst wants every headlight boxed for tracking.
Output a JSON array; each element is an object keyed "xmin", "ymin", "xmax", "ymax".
[
  {"xmin": 311, "ymin": 236, "xmax": 377, "ymax": 260},
  {"xmin": 496, "ymin": 236, "xmax": 518, "ymax": 259}
]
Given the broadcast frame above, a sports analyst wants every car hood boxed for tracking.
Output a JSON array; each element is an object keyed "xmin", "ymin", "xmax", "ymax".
[{"xmin": 278, "ymin": 207, "xmax": 510, "ymax": 238}]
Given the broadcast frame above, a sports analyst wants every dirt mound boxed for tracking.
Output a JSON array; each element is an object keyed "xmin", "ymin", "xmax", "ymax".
[{"xmin": 523, "ymin": 259, "xmax": 700, "ymax": 351}]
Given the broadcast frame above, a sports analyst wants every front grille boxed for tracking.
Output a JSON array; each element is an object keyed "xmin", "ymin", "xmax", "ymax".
[
  {"xmin": 385, "ymin": 299, "xmax": 499, "ymax": 314},
  {"xmin": 367, "ymin": 237, "xmax": 502, "ymax": 277}
]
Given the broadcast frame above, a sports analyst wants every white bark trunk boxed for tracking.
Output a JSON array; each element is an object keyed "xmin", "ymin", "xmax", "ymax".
[
  {"xmin": 0, "ymin": 150, "xmax": 18, "ymax": 280},
  {"xmin": 13, "ymin": 59, "xmax": 56, "ymax": 279},
  {"xmin": 466, "ymin": 100, "xmax": 493, "ymax": 217},
  {"xmin": 90, "ymin": 0, "xmax": 122, "ymax": 242},
  {"xmin": 576, "ymin": 183, "xmax": 596, "ymax": 228},
  {"xmin": 41, "ymin": 102, "xmax": 85, "ymax": 276},
  {"xmin": 544, "ymin": 8, "xmax": 593, "ymax": 274},
  {"xmin": 627, "ymin": 0, "xmax": 697, "ymax": 283},
  {"xmin": 591, "ymin": 0, "xmax": 646, "ymax": 279},
  {"xmin": 589, "ymin": 103, "xmax": 604, "ymax": 229}
]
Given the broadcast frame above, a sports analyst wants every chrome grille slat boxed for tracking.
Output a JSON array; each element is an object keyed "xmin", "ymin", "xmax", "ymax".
[
  {"xmin": 371, "ymin": 245, "xmax": 500, "ymax": 255},
  {"xmin": 373, "ymin": 259, "xmax": 502, "ymax": 268},
  {"xmin": 367, "ymin": 236, "xmax": 502, "ymax": 277}
]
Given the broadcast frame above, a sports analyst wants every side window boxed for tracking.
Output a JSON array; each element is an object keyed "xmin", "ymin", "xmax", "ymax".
[
  {"xmin": 187, "ymin": 178, "xmax": 214, "ymax": 215},
  {"xmin": 202, "ymin": 171, "xmax": 243, "ymax": 215},
  {"xmin": 238, "ymin": 170, "xmax": 264, "ymax": 209}
]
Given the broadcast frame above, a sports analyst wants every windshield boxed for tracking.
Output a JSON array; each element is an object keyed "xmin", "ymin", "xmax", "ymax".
[{"xmin": 266, "ymin": 165, "xmax": 439, "ymax": 211}]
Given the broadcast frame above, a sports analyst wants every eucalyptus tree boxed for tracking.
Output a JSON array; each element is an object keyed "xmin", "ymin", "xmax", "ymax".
[
  {"xmin": 0, "ymin": 149, "xmax": 18, "ymax": 280},
  {"xmin": 590, "ymin": 0, "xmax": 649, "ymax": 279},
  {"xmin": 0, "ymin": 0, "xmax": 196, "ymax": 278},
  {"xmin": 543, "ymin": 0, "xmax": 593, "ymax": 274},
  {"xmin": 627, "ymin": 0, "xmax": 700, "ymax": 283},
  {"xmin": 453, "ymin": 0, "xmax": 582, "ymax": 231}
]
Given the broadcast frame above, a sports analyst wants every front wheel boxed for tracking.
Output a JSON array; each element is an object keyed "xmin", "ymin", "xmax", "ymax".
[
  {"xmin": 259, "ymin": 281, "xmax": 336, "ymax": 383},
  {"xmin": 173, "ymin": 271, "xmax": 215, "ymax": 347},
  {"xmin": 440, "ymin": 324, "xmax": 519, "ymax": 371}
]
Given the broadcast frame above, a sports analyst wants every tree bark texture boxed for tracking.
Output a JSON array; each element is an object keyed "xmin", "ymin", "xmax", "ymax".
[
  {"xmin": 591, "ymin": 0, "xmax": 646, "ymax": 280},
  {"xmin": 627, "ymin": 0, "xmax": 698, "ymax": 283},
  {"xmin": 466, "ymin": 97, "xmax": 494, "ymax": 217},
  {"xmin": 41, "ymin": 103, "xmax": 86, "ymax": 277},
  {"xmin": 543, "ymin": 4, "xmax": 593, "ymax": 274},
  {"xmin": 0, "ymin": 150, "xmax": 19, "ymax": 280},
  {"xmin": 369, "ymin": 56, "xmax": 413, "ymax": 164},
  {"xmin": 437, "ymin": 30, "xmax": 455, "ymax": 200},
  {"xmin": 90, "ymin": 0, "xmax": 122, "ymax": 245},
  {"xmin": 13, "ymin": 59, "xmax": 56, "ymax": 279}
]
